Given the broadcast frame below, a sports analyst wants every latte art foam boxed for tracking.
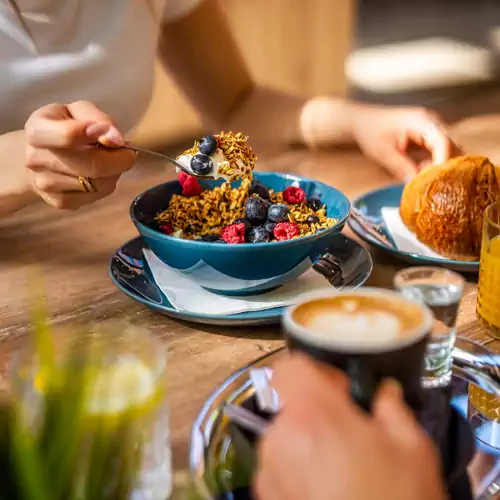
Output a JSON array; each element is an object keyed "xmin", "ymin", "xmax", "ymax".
[
  {"xmin": 289, "ymin": 290, "xmax": 430, "ymax": 351},
  {"xmin": 305, "ymin": 309, "xmax": 403, "ymax": 345}
]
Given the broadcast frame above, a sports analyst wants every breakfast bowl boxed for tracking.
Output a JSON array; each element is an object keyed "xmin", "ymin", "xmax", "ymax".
[{"xmin": 130, "ymin": 172, "xmax": 351, "ymax": 295}]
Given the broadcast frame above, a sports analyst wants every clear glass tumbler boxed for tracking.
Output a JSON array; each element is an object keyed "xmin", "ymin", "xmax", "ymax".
[
  {"xmin": 12, "ymin": 321, "xmax": 172, "ymax": 500},
  {"xmin": 394, "ymin": 267, "xmax": 465, "ymax": 388}
]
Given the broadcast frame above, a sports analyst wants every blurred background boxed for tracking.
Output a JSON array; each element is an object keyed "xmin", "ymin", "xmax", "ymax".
[{"xmin": 133, "ymin": 0, "xmax": 500, "ymax": 149}]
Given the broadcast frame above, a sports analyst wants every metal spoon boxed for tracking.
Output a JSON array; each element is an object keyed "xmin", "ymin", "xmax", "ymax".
[{"xmin": 99, "ymin": 143, "xmax": 215, "ymax": 180}]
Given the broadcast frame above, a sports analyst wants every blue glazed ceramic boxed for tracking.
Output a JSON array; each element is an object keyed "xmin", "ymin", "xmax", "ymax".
[
  {"xmin": 348, "ymin": 184, "xmax": 480, "ymax": 273},
  {"xmin": 130, "ymin": 172, "xmax": 351, "ymax": 295},
  {"xmin": 109, "ymin": 235, "xmax": 373, "ymax": 326}
]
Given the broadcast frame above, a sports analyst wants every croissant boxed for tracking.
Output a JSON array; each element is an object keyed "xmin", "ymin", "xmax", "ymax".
[{"xmin": 400, "ymin": 155, "xmax": 500, "ymax": 260}]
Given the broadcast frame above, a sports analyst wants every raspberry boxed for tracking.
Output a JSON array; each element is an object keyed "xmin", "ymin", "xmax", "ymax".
[
  {"xmin": 221, "ymin": 223, "xmax": 246, "ymax": 244},
  {"xmin": 160, "ymin": 224, "xmax": 173, "ymax": 235},
  {"xmin": 181, "ymin": 175, "xmax": 202, "ymax": 196},
  {"xmin": 282, "ymin": 186, "xmax": 306, "ymax": 204},
  {"xmin": 274, "ymin": 222, "xmax": 300, "ymax": 241},
  {"xmin": 177, "ymin": 171, "xmax": 190, "ymax": 187}
]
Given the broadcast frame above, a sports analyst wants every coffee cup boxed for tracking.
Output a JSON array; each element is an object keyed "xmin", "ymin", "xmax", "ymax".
[{"xmin": 282, "ymin": 287, "xmax": 433, "ymax": 412}]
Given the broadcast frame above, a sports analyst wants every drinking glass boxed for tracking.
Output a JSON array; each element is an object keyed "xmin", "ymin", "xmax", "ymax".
[
  {"xmin": 477, "ymin": 200, "xmax": 500, "ymax": 339},
  {"xmin": 468, "ymin": 383, "xmax": 500, "ymax": 449},
  {"xmin": 394, "ymin": 267, "xmax": 465, "ymax": 388},
  {"xmin": 12, "ymin": 321, "xmax": 172, "ymax": 500}
]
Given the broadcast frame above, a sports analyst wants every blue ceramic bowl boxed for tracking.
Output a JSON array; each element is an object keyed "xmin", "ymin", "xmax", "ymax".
[{"xmin": 130, "ymin": 172, "xmax": 351, "ymax": 295}]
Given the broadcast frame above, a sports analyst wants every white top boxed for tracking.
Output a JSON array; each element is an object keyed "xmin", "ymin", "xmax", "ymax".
[{"xmin": 0, "ymin": 0, "xmax": 203, "ymax": 135}]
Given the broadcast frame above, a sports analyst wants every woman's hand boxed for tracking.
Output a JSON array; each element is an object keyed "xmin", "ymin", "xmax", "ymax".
[
  {"xmin": 24, "ymin": 101, "xmax": 136, "ymax": 210},
  {"xmin": 255, "ymin": 354, "xmax": 447, "ymax": 500},
  {"xmin": 300, "ymin": 97, "xmax": 462, "ymax": 182},
  {"xmin": 349, "ymin": 102, "xmax": 462, "ymax": 181}
]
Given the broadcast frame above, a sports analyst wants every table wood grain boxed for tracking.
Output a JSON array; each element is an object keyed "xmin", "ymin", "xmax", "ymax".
[{"xmin": 0, "ymin": 142, "xmax": 496, "ymax": 475}]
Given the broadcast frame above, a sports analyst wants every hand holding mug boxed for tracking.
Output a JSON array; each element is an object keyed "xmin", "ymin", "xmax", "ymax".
[{"xmin": 255, "ymin": 354, "xmax": 446, "ymax": 500}]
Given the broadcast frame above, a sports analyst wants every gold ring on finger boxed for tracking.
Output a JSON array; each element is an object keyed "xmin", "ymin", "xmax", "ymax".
[{"xmin": 78, "ymin": 176, "xmax": 97, "ymax": 193}]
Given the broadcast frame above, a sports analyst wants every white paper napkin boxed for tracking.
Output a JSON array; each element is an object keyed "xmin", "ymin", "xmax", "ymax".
[
  {"xmin": 143, "ymin": 249, "xmax": 333, "ymax": 316},
  {"xmin": 381, "ymin": 207, "xmax": 445, "ymax": 259}
]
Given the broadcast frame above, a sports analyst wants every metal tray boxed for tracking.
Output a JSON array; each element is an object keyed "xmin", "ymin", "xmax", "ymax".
[{"xmin": 190, "ymin": 342, "xmax": 500, "ymax": 500}]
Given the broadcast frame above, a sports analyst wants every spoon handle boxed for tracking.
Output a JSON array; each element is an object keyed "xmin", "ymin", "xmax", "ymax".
[
  {"xmin": 120, "ymin": 145, "xmax": 189, "ymax": 172},
  {"xmin": 98, "ymin": 143, "xmax": 212, "ymax": 179}
]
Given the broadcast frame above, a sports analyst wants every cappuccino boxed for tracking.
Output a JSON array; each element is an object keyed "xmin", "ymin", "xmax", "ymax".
[
  {"xmin": 282, "ymin": 288, "xmax": 434, "ymax": 411},
  {"xmin": 291, "ymin": 291, "xmax": 430, "ymax": 351}
]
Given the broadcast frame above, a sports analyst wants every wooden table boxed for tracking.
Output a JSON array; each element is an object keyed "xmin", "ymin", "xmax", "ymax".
[{"xmin": 0, "ymin": 144, "xmax": 496, "ymax": 478}]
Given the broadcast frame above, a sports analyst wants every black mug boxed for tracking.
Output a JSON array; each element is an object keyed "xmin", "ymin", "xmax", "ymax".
[{"xmin": 282, "ymin": 288, "xmax": 433, "ymax": 412}]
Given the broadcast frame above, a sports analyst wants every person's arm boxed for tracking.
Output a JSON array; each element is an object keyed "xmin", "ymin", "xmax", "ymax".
[
  {"xmin": 0, "ymin": 102, "xmax": 135, "ymax": 217},
  {"xmin": 158, "ymin": 0, "xmax": 459, "ymax": 181},
  {"xmin": 0, "ymin": 131, "xmax": 38, "ymax": 216},
  {"xmin": 158, "ymin": 0, "xmax": 353, "ymax": 150}
]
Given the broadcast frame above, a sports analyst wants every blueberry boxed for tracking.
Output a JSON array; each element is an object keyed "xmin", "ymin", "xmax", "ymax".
[
  {"xmin": 248, "ymin": 227, "xmax": 270, "ymax": 243},
  {"xmin": 198, "ymin": 136, "xmax": 218, "ymax": 156},
  {"xmin": 234, "ymin": 218, "xmax": 253, "ymax": 231},
  {"xmin": 215, "ymin": 238, "xmax": 227, "ymax": 244},
  {"xmin": 263, "ymin": 221, "xmax": 276, "ymax": 234},
  {"xmin": 190, "ymin": 154, "xmax": 213, "ymax": 175},
  {"xmin": 267, "ymin": 204, "xmax": 290, "ymax": 223},
  {"xmin": 201, "ymin": 234, "xmax": 220, "ymax": 242},
  {"xmin": 306, "ymin": 214, "xmax": 320, "ymax": 224},
  {"xmin": 307, "ymin": 196, "xmax": 322, "ymax": 212},
  {"xmin": 249, "ymin": 180, "xmax": 270, "ymax": 199},
  {"xmin": 245, "ymin": 196, "xmax": 269, "ymax": 224}
]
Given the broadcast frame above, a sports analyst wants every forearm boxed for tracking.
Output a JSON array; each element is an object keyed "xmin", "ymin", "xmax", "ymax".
[
  {"xmin": 220, "ymin": 86, "xmax": 356, "ymax": 149},
  {"xmin": 158, "ymin": 0, "xmax": 356, "ymax": 151},
  {"xmin": 0, "ymin": 131, "xmax": 37, "ymax": 217}
]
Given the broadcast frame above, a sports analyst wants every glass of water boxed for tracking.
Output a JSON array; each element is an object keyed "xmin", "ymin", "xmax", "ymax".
[
  {"xmin": 394, "ymin": 267, "xmax": 465, "ymax": 388},
  {"xmin": 12, "ymin": 321, "xmax": 172, "ymax": 500}
]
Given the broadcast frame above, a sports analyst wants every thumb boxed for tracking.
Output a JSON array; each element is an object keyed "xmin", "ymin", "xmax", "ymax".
[{"xmin": 25, "ymin": 103, "xmax": 123, "ymax": 149}]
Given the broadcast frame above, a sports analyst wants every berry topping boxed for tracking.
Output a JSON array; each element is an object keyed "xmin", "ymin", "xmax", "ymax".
[
  {"xmin": 274, "ymin": 222, "xmax": 300, "ymax": 241},
  {"xmin": 201, "ymin": 234, "xmax": 220, "ymax": 242},
  {"xmin": 221, "ymin": 223, "xmax": 246, "ymax": 244},
  {"xmin": 198, "ymin": 135, "xmax": 218, "ymax": 156},
  {"xmin": 263, "ymin": 221, "xmax": 276, "ymax": 235},
  {"xmin": 190, "ymin": 154, "xmax": 213, "ymax": 176},
  {"xmin": 307, "ymin": 196, "xmax": 322, "ymax": 211},
  {"xmin": 267, "ymin": 203, "xmax": 290, "ymax": 223},
  {"xmin": 248, "ymin": 227, "xmax": 270, "ymax": 243},
  {"xmin": 181, "ymin": 175, "xmax": 203, "ymax": 196},
  {"xmin": 282, "ymin": 186, "xmax": 306, "ymax": 204},
  {"xmin": 306, "ymin": 214, "xmax": 320, "ymax": 224},
  {"xmin": 249, "ymin": 179, "xmax": 270, "ymax": 199},
  {"xmin": 245, "ymin": 196, "xmax": 269, "ymax": 224},
  {"xmin": 177, "ymin": 170, "xmax": 190, "ymax": 187},
  {"xmin": 234, "ymin": 218, "xmax": 253, "ymax": 231},
  {"xmin": 160, "ymin": 224, "xmax": 173, "ymax": 235}
]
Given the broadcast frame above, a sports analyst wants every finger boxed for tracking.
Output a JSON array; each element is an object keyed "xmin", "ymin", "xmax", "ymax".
[
  {"xmin": 25, "ymin": 103, "xmax": 123, "ymax": 149},
  {"xmin": 67, "ymin": 100, "xmax": 124, "ymax": 147},
  {"xmin": 407, "ymin": 123, "xmax": 452, "ymax": 166},
  {"xmin": 256, "ymin": 436, "xmax": 298, "ymax": 500},
  {"xmin": 32, "ymin": 169, "xmax": 120, "ymax": 195},
  {"xmin": 374, "ymin": 145, "xmax": 418, "ymax": 182},
  {"xmin": 257, "ymin": 415, "xmax": 318, "ymax": 500},
  {"xmin": 26, "ymin": 146, "xmax": 136, "ymax": 178},
  {"xmin": 374, "ymin": 378, "xmax": 424, "ymax": 447},
  {"xmin": 273, "ymin": 353, "xmax": 349, "ymax": 404},
  {"xmin": 53, "ymin": 147, "xmax": 136, "ymax": 178},
  {"xmin": 272, "ymin": 354, "xmax": 359, "ymax": 425}
]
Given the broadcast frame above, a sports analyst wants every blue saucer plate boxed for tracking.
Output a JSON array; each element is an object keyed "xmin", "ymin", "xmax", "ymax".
[
  {"xmin": 348, "ymin": 184, "xmax": 480, "ymax": 273},
  {"xmin": 109, "ymin": 234, "xmax": 373, "ymax": 326}
]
